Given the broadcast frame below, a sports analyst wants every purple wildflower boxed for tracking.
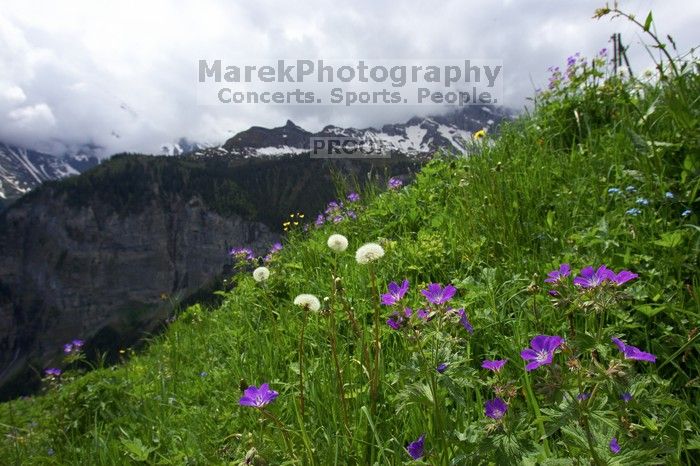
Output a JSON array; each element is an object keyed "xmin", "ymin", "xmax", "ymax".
[
  {"xmin": 315, "ymin": 214, "xmax": 325, "ymax": 227},
  {"xmin": 63, "ymin": 340, "xmax": 84, "ymax": 354},
  {"xmin": 388, "ymin": 177, "xmax": 403, "ymax": 190},
  {"xmin": 44, "ymin": 368, "xmax": 62, "ymax": 377},
  {"xmin": 347, "ymin": 192, "xmax": 360, "ymax": 202},
  {"xmin": 386, "ymin": 307, "xmax": 412, "ymax": 330},
  {"xmin": 577, "ymin": 392, "xmax": 591, "ymax": 401},
  {"xmin": 452, "ymin": 308, "xmax": 473, "ymax": 334},
  {"xmin": 325, "ymin": 201, "xmax": 340, "ymax": 214},
  {"xmin": 346, "ymin": 210, "xmax": 357, "ymax": 220},
  {"xmin": 548, "ymin": 290, "xmax": 559, "ymax": 296},
  {"xmin": 611, "ymin": 337, "xmax": 656, "ymax": 362},
  {"xmin": 573, "ymin": 265, "xmax": 613, "ymax": 288},
  {"xmin": 406, "ymin": 434, "xmax": 425, "ymax": 460},
  {"xmin": 415, "ymin": 308, "xmax": 430, "ymax": 320},
  {"xmin": 544, "ymin": 263, "xmax": 571, "ymax": 284},
  {"xmin": 607, "ymin": 270, "xmax": 638, "ymax": 286},
  {"xmin": 332, "ymin": 216, "xmax": 343, "ymax": 224},
  {"xmin": 239, "ymin": 383, "xmax": 279, "ymax": 408},
  {"xmin": 520, "ymin": 335, "xmax": 565, "ymax": 371},
  {"xmin": 436, "ymin": 363, "xmax": 448, "ymax": 373},
  {"xmin": 381, "ymin": 280, "xmax": 410, "ymax": 306},
  {"xmin": 269, "ymin": 242, "xmax": 283, "ymax": 253},
  {"xmin": 610, "ymin": 437, "xmax": 621, "ymax": 454},
  {"xmin": 484, "ymin": 398, "xmax": 508, "ymax": 420},
  {"xmin": 230, "ymin": 247, "xmax": 254, "ymax": 261},
  {"xmin": 421, "ymin": 283, "xmax": 457, "ymax": 305},
  {"xmin": 481, "ymin": 359, "xmax": 507, "ymax": 372},
  {"xmin": 386, "ymin": 314, "xmax": 403, "ymax": 330},
  {"xmin": 621, "ymin": 392, "xmax": 633, "ymax": 403}
]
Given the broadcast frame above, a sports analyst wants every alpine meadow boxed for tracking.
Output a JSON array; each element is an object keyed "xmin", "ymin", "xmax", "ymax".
[{"xmin": 1, "ymin": 4, "xmax": 699, "ymax": 465}]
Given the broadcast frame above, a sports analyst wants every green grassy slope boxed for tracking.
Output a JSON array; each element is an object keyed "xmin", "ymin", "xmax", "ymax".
[{"xmin": 1, "ymin": 41, "xmax": 699, "ymax": 466}]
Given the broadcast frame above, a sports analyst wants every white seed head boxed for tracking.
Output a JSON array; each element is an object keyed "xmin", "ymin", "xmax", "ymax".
[
  {"xmin": 355, "ymin": 242, "xmax": 385, "ymax": 264},
  {"xmin": 252, "ymin": 266, "xmax": 270, "ymax": 282},
  {"xmin": 327, "ymin": 234, "xmax": 349, "ymax": 252},
  {"xmin": 294, "ymin": 294, "xmax": 321, "ymax": 312}
]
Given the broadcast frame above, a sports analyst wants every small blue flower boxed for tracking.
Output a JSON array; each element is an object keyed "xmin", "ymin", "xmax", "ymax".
[
  {"xmin": 625, "ymin": 185, "xmax": 636, "ymax": 193},
  {"xmin": 636, "ymin": 198, "xmax": 649, "ymax": 206},
  {"xmin": 607, "ymin": 187, "xmax": 621, "ymax": 195},
  {"xmin": 665, "ymin": 192, "xmax": 674, "ymax": 199},
  {"xmin": 626, "ymin": 208, "xmax": 641, "ymax": 216},
  {"xmin": 682, "ymin": 209, "xmax": 692, "ymax": 217},
  {"xmin": 199, "ymin": 371, "xmax": 208, "ymax": 377}
]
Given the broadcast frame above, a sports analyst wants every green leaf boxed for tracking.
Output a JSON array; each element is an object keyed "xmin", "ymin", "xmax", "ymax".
[
  {"xmin": 120, "ymin": 437, "xmax": 154, "ymax": 462},
  {"xmin": 546, "ymin": 210, "xmax": 555, "ymax": 229},
  {"xmin": 687, "ymin": 436, "xmax": 700, "ymax": 450},
  {"xmin": 653, "ymin": 230, "xmax": 684, "ymax": 248},
  {"xmin": 635, "ymin": 304, "xmax": 665, "ymax": 317},
  {"xmin": 641, "ymin": 415, "xmax": 659, "ymax": 432},
  {"xmin": 643, "ymin": 11, "xmax": 653, "ymax": 32}
]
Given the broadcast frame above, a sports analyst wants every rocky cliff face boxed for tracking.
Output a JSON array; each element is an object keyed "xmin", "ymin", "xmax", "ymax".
[{"xmin": 0, "ymin": 190, "xmax": 277, "ymax": 398}]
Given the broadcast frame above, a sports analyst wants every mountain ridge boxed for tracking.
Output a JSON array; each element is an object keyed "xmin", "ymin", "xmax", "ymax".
[
  {"xmin": 2, "ymin": 106, "xmax": 509, "ymax": 204},
  {"xmin": 0, "ymin": 143, "xmax": 100, "ymax": 206}
]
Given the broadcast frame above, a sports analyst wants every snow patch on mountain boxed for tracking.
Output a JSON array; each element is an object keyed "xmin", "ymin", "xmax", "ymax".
[{"xmin": 0, "ymin": 143, "xmax": 99, "ymax": 203}]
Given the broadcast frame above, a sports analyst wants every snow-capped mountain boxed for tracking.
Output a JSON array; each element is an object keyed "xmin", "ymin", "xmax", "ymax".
[
  {"xmin": 0, "ymin": 143, "xmax": 99, "ymax": 204},
  {"xmin": 0, "ymin": 106, "xmax": 510, "ymax": 204},
  {"xmin": 159, "ymin": 138, "xmax": 212, "ymax": 156},
  {"xmin": 193, "ymin": 105, "xmax": 510, "ymax": 159}
]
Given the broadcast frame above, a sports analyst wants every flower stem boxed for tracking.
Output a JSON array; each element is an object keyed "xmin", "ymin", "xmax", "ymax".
[
  {"xmin": 329, "ymin": 277, "xmax": 351, "ymax": 436},
  {"xmin": 522, "ymin": 369, "xmax": 551, "ymax": 457},
  {"xmin": 299, "ymin": 308, "xmax": 308, "ymax": 418},
  {"xmin": 368, "ymin": 264, "xmax": 381, "ymax": 416},
  {"xmin": 261, "ymin": 409, "xmax": 297, "ymax": 461}
]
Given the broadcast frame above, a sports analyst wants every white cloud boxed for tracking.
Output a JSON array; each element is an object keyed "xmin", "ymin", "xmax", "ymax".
[
  {"xmin": 8, "ymin": 103, "xmax": 55, "ymax": 126},
  {"xmin": 0, "ymin": 85, "xmax": 26, "ymax": 105},
  {"xmin": 0, "ymin": 0, "xmax": 698, "ymax": 156}
]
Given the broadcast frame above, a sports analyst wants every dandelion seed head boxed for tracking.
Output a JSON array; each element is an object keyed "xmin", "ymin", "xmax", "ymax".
[
  {"xmin": 355, "ymin": 243, "xmax": 385, "ymax": 264},
  {"xmin": 252, "ymin": 267, "xmax": 270, "ymax": 282},
  {"xmin": 327, "ymin": 234, "xmax": 349, "ymax": 252},
  {"xmin": 294, "ymin": 294, "xmax": 321, "ymax": 312}
]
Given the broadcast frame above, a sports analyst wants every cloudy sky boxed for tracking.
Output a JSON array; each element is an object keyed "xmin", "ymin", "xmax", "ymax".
[{"xmin": 1, "ymin": 0, "xmax": 698, "ymax": 156}]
